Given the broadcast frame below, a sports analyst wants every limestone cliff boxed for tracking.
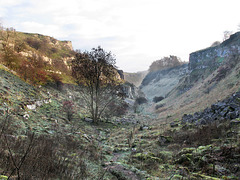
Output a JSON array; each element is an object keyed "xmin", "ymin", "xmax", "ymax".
[
  {"xmin": 140, "ymin": 31, "xmax": 240, "ymax": 103},
  {"xmin": 188, "ymin": 32, "xmax": 240, "ymax": 83}
]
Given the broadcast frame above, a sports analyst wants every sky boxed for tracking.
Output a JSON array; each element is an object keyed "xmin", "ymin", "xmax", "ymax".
[{"xmin": 0, "ymin": 0, "xmax": 240, "ymax": 72}]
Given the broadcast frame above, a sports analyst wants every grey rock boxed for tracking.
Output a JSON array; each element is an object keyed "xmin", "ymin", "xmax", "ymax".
[
  {"xmin": 219, "ymin": 107, "xmax": 229, "ymax": 117},
  {"xmin": 227, "ymin": 111, "xmax": 239, "ymax": 120},
  {"xmin": 229, "ymin": 119, "xmax": 240, "ymax": 127},
  {"xmin": 170, "ymin": 122, "xmax": 179, "ymax": 128}
]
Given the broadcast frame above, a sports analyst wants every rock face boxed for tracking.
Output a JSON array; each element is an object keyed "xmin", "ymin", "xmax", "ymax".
[
  {"xmin": 181, "ymin": 91, "xmax": 240, "ymax": 125},
  {"xmin": 171, "ymin": 31, "xmax": 240, "ymax": 96},
  {"xmin": 61, "ymin": 41, "xmax": 73, "ymax": 51},
  {"xmin": 188, "ymin": 32, "xmax": 240, "ymax": 83},
  {"xmin": 121, "ymin": 82, "xmax": 138, "ymax": 99},
  {"xmin": 140, "ymin": 64, "xmax": 188, "ymax": 100}
]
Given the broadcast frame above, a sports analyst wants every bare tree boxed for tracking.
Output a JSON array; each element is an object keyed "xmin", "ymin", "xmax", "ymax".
[
  {"xmin": 223, "ymin": 30, "xmax": 233, "ymax": 41},
  {"xmin": 72, "ymin": 46, "xmax": 124, "ymax": 123}
]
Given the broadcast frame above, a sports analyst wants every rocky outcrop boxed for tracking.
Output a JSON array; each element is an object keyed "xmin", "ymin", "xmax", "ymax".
[
  {"xmin": 181, "ymin": 91, "xmax": 240, "ymax": 125},
  {"xmin": 121, "ymin": 82, "xmax": 138, "ymax": 99},
  {"xmin": 61, "ymin": 40, "xmax": 73, "ymax": 51},
  {"xmin": 188, "ymin": 32, "xmax": 240, "ymax": 83},
  {"xmin": 172, "ymin": 31, "xmax": 240, "ymax": 96}
]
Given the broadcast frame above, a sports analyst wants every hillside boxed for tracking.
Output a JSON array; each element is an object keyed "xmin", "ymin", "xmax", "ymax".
[
  {"xmin": 0, "ymin": 29, "xmax": 76, "ymax": 86},
  {"xmin": 140, "ymin": 64, "xmax": 188, "ymax": 101},
  {"xmin": 155, "ymin": 31, "xmax": 240, "ymax": 121}
]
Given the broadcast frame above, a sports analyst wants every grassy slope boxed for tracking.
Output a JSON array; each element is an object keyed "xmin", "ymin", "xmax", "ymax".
[
  {"xmin": 0, "ymin": 68, "xmax": 120, "ymax": 179},
  {"xmin": 140, "ymin": 64, "xmax": 188, "ymax": 101}
]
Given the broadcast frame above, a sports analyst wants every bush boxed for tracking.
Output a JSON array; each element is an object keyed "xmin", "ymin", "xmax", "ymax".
[
  {"xmin": 25, "ymin": 37, "xmax": 42, "ymax": 50},
  {"xmin": 172, "ymin": 122, "xmax": 229, "ymax": 146},
  {"xmin": 106, "ymin": 101, "xmax": 129, "ymax": 117},
  {"xmin": 153, "ymin": 96, "xmax": 164, "ymax": 103},
  {"xmin": 49, "ymin": 73, "xmax": 63, "ymax": 90},
  {"xmin": 62, "ymin": 100, "xmax": 75, "ymax": 121},
  {"xmin": 135, "ymin": 97, "xmax": 148, "ymax": 105},
  {"xmin": 155, "ymin": 104, "xmax": 165, "ymax": 110}
]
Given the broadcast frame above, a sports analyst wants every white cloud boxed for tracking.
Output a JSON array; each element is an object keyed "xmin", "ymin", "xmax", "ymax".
[
  {"xmin": 1, "ymin": 0, "xmax": 240, "ymax": 72},
  {"xmin": 19, "ymin": 21, "xmax": 67, "ymax": 38},
  {"xmin": 0, "ymin": 0, "xmax": 25, "ymax": 6}
]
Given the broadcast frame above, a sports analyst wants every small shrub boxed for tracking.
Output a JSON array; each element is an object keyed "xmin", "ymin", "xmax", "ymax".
[
  {"xmin": 153, "ymin": 96, "xmax": 164, "ymax": 103},
  {"xmin": 155, "ymin": 104, "xmax": 165, "ymax": 110},
  {"xmin": 135, "ymin": 97, "xmax": 148, "ymax": 105},
  {"xmin": 172, "ymin": 122, "xmax": 229, "ymax": 146},
  {"xmin": 106, "ymin": 101, "xmax": 129, "ymax": 117},
  {"xmin": 62, "ymin": 100, "xmax": 75, "ymax": 121},
  {"xmin": 25, "ymin": 37, "xmax": 42, "ymax": 50},
  {"xmin": 34, "ymin": 70, "xmax": 48, "ymax": 85},
  {"xmin": 49, "ymin": 73, "xmax": 63, "ymax": 90}
]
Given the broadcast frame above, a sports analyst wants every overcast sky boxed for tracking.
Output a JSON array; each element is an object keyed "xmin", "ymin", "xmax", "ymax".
[{"xmin": 0, "ymin": 0, "xmax": 240, "ymax": 72}]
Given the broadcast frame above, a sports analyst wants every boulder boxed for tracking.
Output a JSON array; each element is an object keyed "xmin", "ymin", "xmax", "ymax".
[
  {"xmin": 227, "ymin": 111, "xmax": 239, "ymax": 120},
  {"xmin": 139, "ymin": 125, "xmax": 149, "ymax": 130},
  {"xmin": 182, "ymin": 114, "xmax": 193, "ymax": 124},
  {"xmin": 211, "ymin": 102, "xmax": 226, "ymax": 111},
  {"xmin": 181, "ymin": 90, "xmax": 240, "ymax": 126},
  {"xmin": 219, "ymin": 107, "xmax": 229, "ymax": 117},
  {"xmin": 229, "ymin": 119, "xmax": 240, "ymax": 127},
  {"xmin": 170, "ymin": 121, "xmax": 179, "ymax": 128}
]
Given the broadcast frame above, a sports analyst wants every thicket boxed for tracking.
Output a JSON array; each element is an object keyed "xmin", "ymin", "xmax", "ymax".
[{"xmin": 135, "ymin": 97, "xmax": 148, "ymax": 105}]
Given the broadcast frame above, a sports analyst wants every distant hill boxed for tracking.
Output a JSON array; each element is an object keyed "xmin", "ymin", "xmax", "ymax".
[{"xmin": 124, "ymin": 71, "xmax": 148, "ymax": 87}]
